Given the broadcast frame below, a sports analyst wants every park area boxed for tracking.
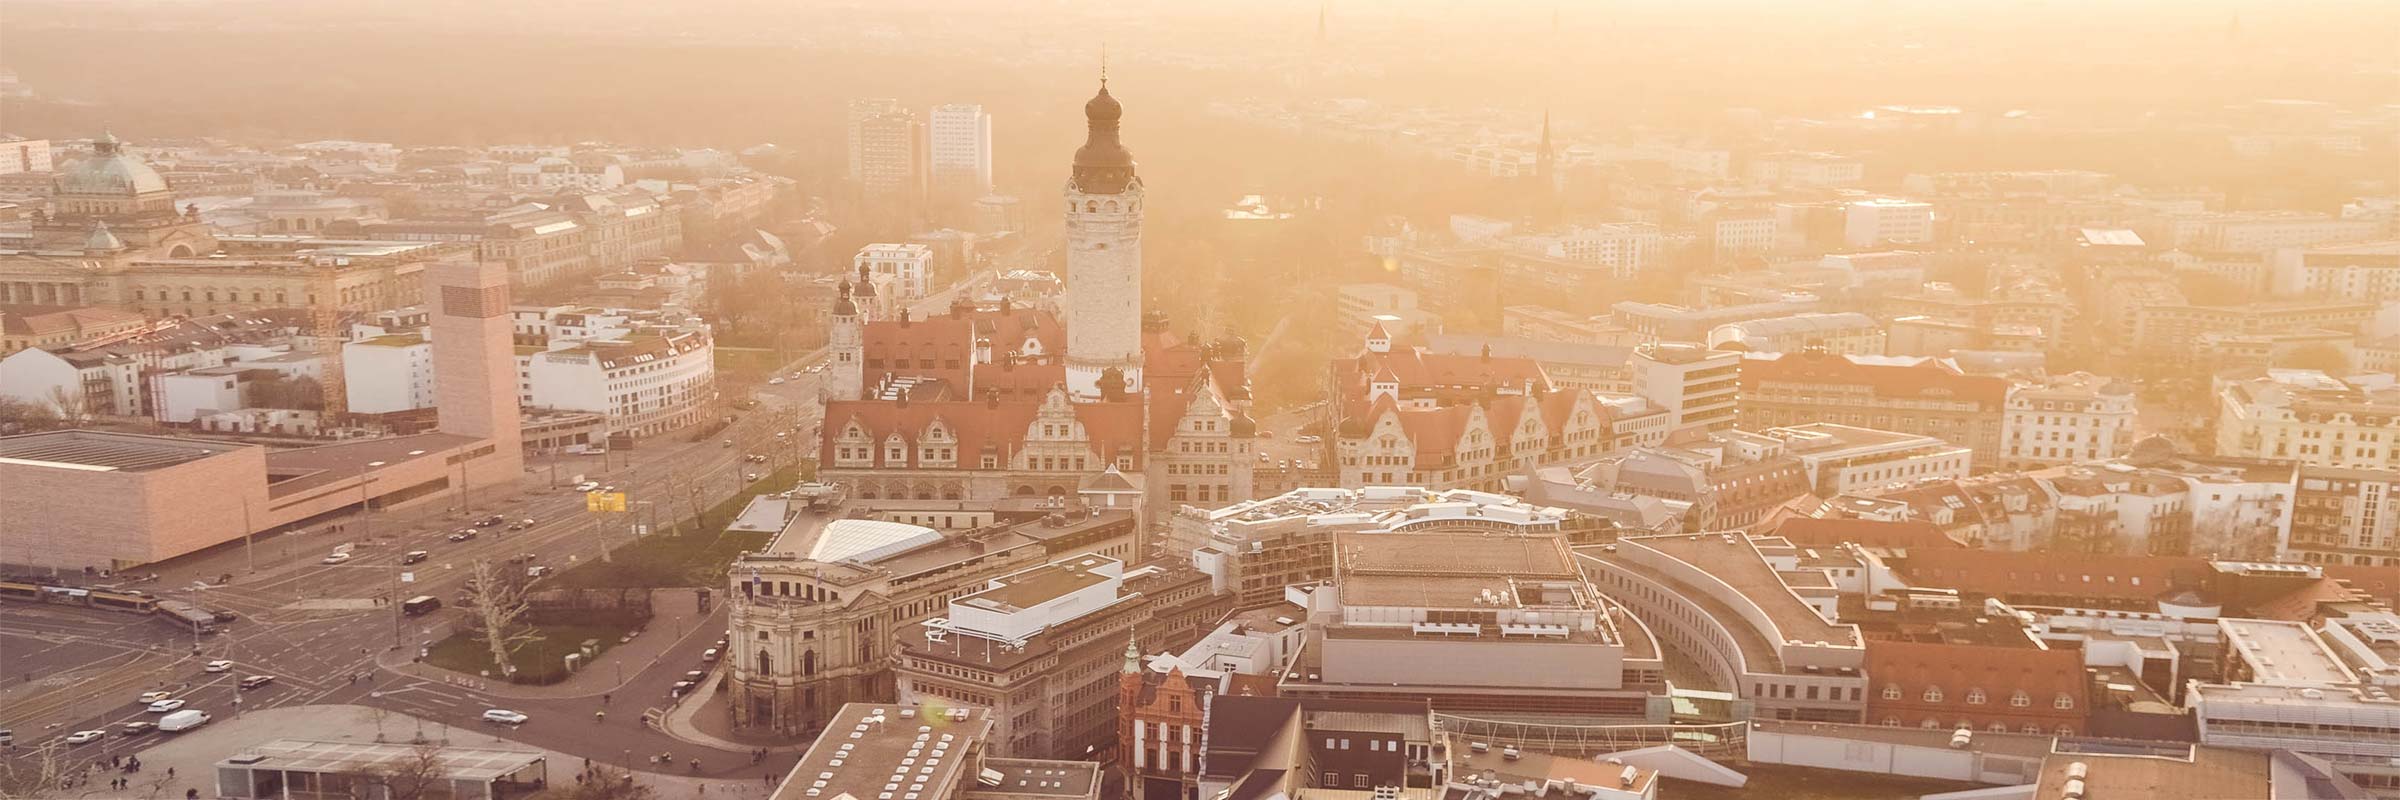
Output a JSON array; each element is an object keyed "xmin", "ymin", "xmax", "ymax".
[{"xmin": 425, "ymin": 622, "xmax": 634, "ymax": 685}]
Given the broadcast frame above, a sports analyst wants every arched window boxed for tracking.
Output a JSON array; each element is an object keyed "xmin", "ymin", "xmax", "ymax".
[
  {"xmin": 1085, "ymin": 201, "xmax": 1098, "ymax": 213},
  {"xmin": 1923, "ymin": 687, "xmax": 1944, "ymax": 703},
  {"xmin": 1882, "ymin": 684, "xmax": 1902, "ymax": 700},
  {"xmin": 1966, "ymin": 688, "xmax": 1986, "ymax": 705},
  {"xmin": 1987, "ymin": 722, "xmax": 2008, "ymax": 733},
  {"xmin": 2021, "ymin": 724, "xmax": 2041, "ymax": 735},
  {"xmin": 1105, "ymin": 200, "xmax": 1118, "ymax": 213},
  {"xmin": 1919, "ymin": 719, "xmax": 1941, "ymax": 730},
  {"xmin": 2009, "ymin": 690, "xmax": 2030, "ymax": 707},
  {"xmin": 1881, "ymin": 717, "xmax": 1901, "ymax": 727},
  {"xmin": 757, "ymin": 649, "xmax": 774, "ymax": 675},
  {"xmin": 2054, "ymin": 694, "xmax": 2075, "ymax": 710}
]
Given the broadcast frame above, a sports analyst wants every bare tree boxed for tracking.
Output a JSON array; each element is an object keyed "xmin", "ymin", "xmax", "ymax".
[
  {"xmin": 45, "ymin": 385, "xmax": 94, "ymax": 426},
  {"xmin": 0, "ymin": 740, "xmax": 67, "ymax": 799},
  {"xmin": 463, "ymin": 559, "xmax": 541, "ymax": 679},
  {"xmin": 0, "ymin": 396, "xmax": 64, "ymax": 434},
  {"xmin": 364, "ymin": 743, "xmax": 448, "ymax": 800}
]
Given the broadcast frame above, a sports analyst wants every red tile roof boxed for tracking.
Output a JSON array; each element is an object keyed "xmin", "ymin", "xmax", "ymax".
[
  {"xmin": 1740, "ymin": 350, "xmax": 2006, "ymax": 407},
  {"xmin": 1892, "ymin": 550, "xmax": 2210, "ymax": 602},
  {"xmin": 1772, "ymin": 518, "xmax": 1968, "ymax": 550},
  {"xmin": 820, "ymin": 390, "xmax": 1148, "ymax": 469},
  {"xmin": 1865, "ymin": 638, "xmax": 2089, "ymax": 732}
]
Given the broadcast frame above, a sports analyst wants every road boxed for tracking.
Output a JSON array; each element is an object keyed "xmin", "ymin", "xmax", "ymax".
[{"xmin": 2, "ymin": 273, "xmax": 990, "ymax": 778}]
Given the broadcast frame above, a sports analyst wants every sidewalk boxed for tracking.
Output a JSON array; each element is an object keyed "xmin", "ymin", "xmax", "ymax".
[
  {"xmin": 657, "ymin": 671, "xmax": 816, "ymax": 754},
  {"xmin": 114, "ymin": 704, "xmax": 767, "ymax": 800},
  {"xmin": 382, "ymin": 588, "xmax": 720, "ymax": 700}
]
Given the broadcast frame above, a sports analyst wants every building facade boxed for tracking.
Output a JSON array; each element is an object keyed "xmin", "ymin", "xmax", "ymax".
[{"xmin": 1063, "ymin": 84, "xmax": 1146, "ymax": 401}]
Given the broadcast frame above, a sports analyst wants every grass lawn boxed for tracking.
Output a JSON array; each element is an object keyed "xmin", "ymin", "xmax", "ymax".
[
  {"xmin": 713, "ymin": 347, "xmax": 784, "ymax": 379},
  {"xmin": 425, "ymin": 621, "xmax": 637, "ymax": 684},
  {"xmin": 547, "ymin": 466, "xmax": 800, "ymax": 589}
]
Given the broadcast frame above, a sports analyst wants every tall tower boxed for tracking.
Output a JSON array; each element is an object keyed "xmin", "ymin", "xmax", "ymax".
[
  {"xmin": 1063, "ymin": 77, "xmax": 1146, "ymax": 402},
  {"xmin": 426, "ymin": 260, "xmax": 525, "ymax": 480},
  {"xmin": 826, "ymin": 281, "xmax": 865, "ymax": 402}
]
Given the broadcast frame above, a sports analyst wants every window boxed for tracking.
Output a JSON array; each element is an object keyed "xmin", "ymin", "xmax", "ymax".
[
  {"xmin": 1920, "ymin": 719, "xmax": 1941, "ymax": 730},
  {"xmin": 2054, "ymin": 694, "xmax": 2075, "ymax": 710},
  {"xmin": 1966, "ymin": 689, "xmax": 1986, "ymax": 705},
  {"xmin": 1883, "ymin": 684, "xmax": 1902, "ymax": 700},
  {"xmin": 2010, "ymin": 691, "xmax": 2030, "ymax": 707},
  {"xmin": 1923, "ymin": 687, "xmax": 1944, "ymax": 703}
]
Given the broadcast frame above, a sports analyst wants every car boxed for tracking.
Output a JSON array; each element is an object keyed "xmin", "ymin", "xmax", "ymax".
[
  {"xmin": 520, "ymin": 517, "xmax": 535, "ymax": 527},
  {"xmin": 476, "ymin": 515, "xmax": 506, "ymax": 528},
  {"xmin": 1296, "ymin": 435, "xmax": 1322, "ymax": 444},
  {"xmin": 766, "ymin": 377, "xmax": 785, "ymax": 385},
  {"xmin": 506, "ymin": 521, "xmax": 526, "ymax": 531},
  {"xmin": 320, "ymin": 552, "xmax": 353, "ymax": 565},
  {"xmin": 721, "ymin": 439, "xmax": 734, "ymax": 448},
  {"xmin": 805, "ymin": 364, "xmax": 825, "ymax": 374},
  {"xmin": 669, "ymin": 680, "xmax": 696, "ymax": 697},
  {"xmin": 600, "ymin": 485, "xmax": 616, "ymax": 493},
  {"xmin": 619, "ymin": 629, "xmax": 643, "ymax": 644},
  {"xmin": 447, "ymin": 530, "xmax": 478, "ymax": 542},
  {"xmin": 574, "ymin": 481, "xmax": 600, "ymax": 492},
  {"xmin": 401, "ymin": 550, "xmax": 430, "ymax": 565},
  {"xmin": 481, "ymin": 709, "xmax": 528, "ymax": 725},
  {"xmin": 203, "ymin": 660, "xmax": 234, "ymax": 673},
  {"xmin": 1259, "ymin": 430, "xmax": 1275, "ymax": 438},
  {"xmin": 684, "ymin": 670, "xmax": 706, "ymax": 682},
  {"xmin": 238, "ymin": 675, "xmax": 276, "ymax": 690},
  {"xmin": 138, "ymin": 691, "xmax": 172, "ymax": 705},
  {"xmin": 775, "ymin": 431, "xmax": 789, "ymax": 439},
  {"xmin": 743, "ymin": 473, "xmax": 759, "ymax": 482},
  {"xmin": 526, "ymin": 565, "xmax": 553, "ymax": 578},
  {"xmin": 701, "ymin": 647, "xmax": 720, "ymax": 662},
  {"xmin": 715, "ymin": 637, "xmax": 728, "ymax": 650},
  {"xmin": 64, "ymin": 730, "xmax": 106, "ymax": 745},
  {"xmin": 210, "ymin": 609, "xmax": 240, "ymax": 623},
  {"xmin": 119, "ymin": 721, "xmax": 154, "ymax": 736},
  {"xmin": 146, "ymin": 699, "xmax": 186, "ymax": 713}
]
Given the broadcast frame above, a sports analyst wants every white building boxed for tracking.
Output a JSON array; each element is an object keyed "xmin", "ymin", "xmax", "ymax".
[
  {"xmin": 852, "ymin": 243, "xmax": 933, "ymax": 300},
  {"xmin": 343, "ymin": 332, "xmax": 436, "ymax": 415},
  {"xmin": 2217, "ymin": 371, "xmax": 2400, "ymax": 471},
  {"xmin": 2272, "ymin": 240, "xmax": 2400, "ymax": 300},
  {"xmin": 1763, "ymin": 423, "xmax": 1972, "ymax": 497},
  {"xmin": 2186, "ymin": 211, "xmax": 2384, "ymax": 253},
  {"xmin": 505, "ymin": 157, "xmax": 624, "ymax": 193},
  {"xmin": 1631, "ymin": 342, "xmax": 1739, "ymax": 432},
  {"xmin": 1843, "ymin": 199, "xmax": 1935, "ymax": 248},
  {"xmin": 0, "ymin": 137, "xmax": 53, "ymax": 175},
  {"xmin": 1517, "ymin": 222, "xmax": 1663, "ymax": 278},
  {"xmin": 927, "ymin": 103, "xmax": 994, "ymax": 202},
  {"xmin": 1710, "ymin": 214, "xmax": 1781, "ymax": 258},
  {"xmin": 2001, "ymin": 372, "xmax": 2138, "ymax": 470},
  {"xmin": 1062, "ymin": 83, "xmax": 1146, "ymax": 401},
  {"xmin": 519, "ymin": 326, "xmax": 714, "ymax": 440},
  {"xmin": 1745, "ymin": 152, "xmax": 1864, "ymax": 187},
  {"xmin": 1706, "ymin": 312, "xmax": 1885, "ymax": 356}
]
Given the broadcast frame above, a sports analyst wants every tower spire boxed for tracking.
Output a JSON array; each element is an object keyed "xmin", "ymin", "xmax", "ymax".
[{"xmin": 1100, "ymin": 42, "xmax": 1108, "ymax": 88}]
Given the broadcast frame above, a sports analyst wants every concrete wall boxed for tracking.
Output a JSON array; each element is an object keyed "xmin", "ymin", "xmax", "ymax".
[
  {"xmin": 0, "ymin": 445, "xmax": 269, "ymax": 572},
  {"xmin": 1746, "ymin": 724, "xmax": 2043, "ymax": 786}
]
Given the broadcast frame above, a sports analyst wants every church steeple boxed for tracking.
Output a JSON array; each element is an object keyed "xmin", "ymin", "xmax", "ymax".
[
  {"xmin": 1123, "ymin": 634, "xmax": 1142, "ymax": 674},
  {"xmin": 1072, "ymin": 69, "xmax": 1136, "ymax": 195}
]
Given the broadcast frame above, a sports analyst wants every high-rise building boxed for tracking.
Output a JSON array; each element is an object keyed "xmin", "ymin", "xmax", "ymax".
[
  {"xmin": 849, "ymin": 101, "xmax": 921, "ymax": 205},
  {"xmin": 427, "ymin": 260, "xmax": 524, "ymax": 479},
  {"xmin": 928, "ymin": 104, "xmax": 994, "ymax": 204},
  {"xmin": 1063, "ymin": 81, "xmax": 1145, "ymax": 401}
]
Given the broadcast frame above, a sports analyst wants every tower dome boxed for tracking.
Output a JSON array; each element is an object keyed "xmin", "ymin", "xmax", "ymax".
[
  {"xmin": 1071, "ymin": 83, "xmax": 1136, "ymax": 194},
  {"xmin": 55, "ymin": 132, "xmax": 170, "ymax": 197}
]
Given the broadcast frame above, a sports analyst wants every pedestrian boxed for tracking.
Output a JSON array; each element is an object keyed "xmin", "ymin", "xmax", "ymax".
[
  {"xmin": 766, "ymin": 773, "xmax": 775, "ymax": 786},
  {"xmin": 168, "ymin": 767, "xmax": 175, "ymax": 779},
  {"xmin": 699, "ymin": 783, "xmax": 706, "ymax": 795}
]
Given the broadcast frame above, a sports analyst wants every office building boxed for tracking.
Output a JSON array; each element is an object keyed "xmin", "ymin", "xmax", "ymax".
[{"xmin": 929, "ymin": 103, "xmax": 995, "ymax": 204}]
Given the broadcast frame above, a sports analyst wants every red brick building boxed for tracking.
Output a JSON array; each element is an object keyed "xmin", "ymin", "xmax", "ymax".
[{"xmin": 1861, "ymin": 618, "xmax": 2090, "ymax": 737}]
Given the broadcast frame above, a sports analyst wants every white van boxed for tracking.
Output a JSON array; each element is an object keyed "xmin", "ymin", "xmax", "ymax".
[{"xmin": 157, "ymin": 709, "xmax": 211, "ymax": 732}]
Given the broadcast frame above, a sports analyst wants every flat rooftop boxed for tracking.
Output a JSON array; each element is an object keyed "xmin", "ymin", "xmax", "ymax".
[
  {"xmin": 1333, "ymin": 532, "xmax": 1585, "ymax": 609},
  {"xmin": 0, "ymin": 430, "xmax": 252, "ymax": 472},
  {"xmin": 217, "ymin": 739, "xmax": 543, "ymax": 783},
  {"xmin": 2221, "ymin": 618, "xmax": 2358, "ymax": 685},
  {"xmin": 958, "ymin": 556, "xmax": 1118, "ymax": 614},
  {"xmin": 262, "ymin": 432, "xmax": 481, "ymax": 498},
  {"xmin": 1619, "ymin": 534, "xmax": 1860, "ymax": 648},
  {"xmin": 972, "ymin": 759, "xmax": 1100, "ymax": 798},
  {"xmin": 2032, "ymin": 741, "xmax": 2268, "ymax": 800},
  {"xmin": 774, "ymin": 704, "xmax": 993, "ymax": 800}
]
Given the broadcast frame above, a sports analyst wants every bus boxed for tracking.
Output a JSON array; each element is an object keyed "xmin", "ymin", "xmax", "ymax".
[
  {"xmin": 0, "ymin": 580, "xmax": 38, "ymax": 602},
  {"xmin": 90, "ymin": 589, "xmax": 160, "ymax": 614},
  {"xmin": 401, "ymin": 596, "xmax": 443, "ymax": 617},
  {"xmin": 154, "ymin": 600, "xmax": 219, "ymax": 634}
]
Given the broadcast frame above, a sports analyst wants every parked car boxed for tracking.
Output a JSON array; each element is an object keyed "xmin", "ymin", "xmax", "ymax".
[
  {"xmin": 202, "ymin": 660, "xmax": 234, "ymax": 673},
  {"xmin": 64, "ymin": 730, "xmax": 106, "ymax": 745},
  {"xmin": 238, "ymin": 675, "xmax": 276, "ymax": 690},
  {"xmin": 481, "ymin": 709, "xmax": 529, "ymax": 725},
  {"xmin": 669, "ymin": 681, "xmax": 696, "ymax": 697},
  {"xmin": 684, "ymin": 670, "xmax": 706, "ymax": 682},
  {"xmin": 146, "ymin": 699, "xmax": 186, "ymax": 713},
  {"xmin": 320, "ymin": 552, "xmax": 353, "ymax": 565},
  {"xmin": 476, "ymin": 515, "xmax": 506, "ymax": 528},
  {"xmin": 575, "ymin": 481, "xmax": 600, "ymax": 492},
  {"xmin": 744, "ymin": 473, "xmax": 759, "ymax": 482},
  {"xmin": 701, "ymin": 648, "xmax": 720, "ymax": 662},
  {"xmin": 210, "ymin": 609, "xmax": 239, "ymax": 623},
  {"xmin": 137, "ymin": 691, "xmax": 172, "ymax": 705},
  {"xmin": 766, "ymin": 377, "xmax": 785, "ymax": 385},
  {"xmin": 119, "ymin": 721, "xmax": 154, "ymax": 736},
  {"xmin": 526, "ymin": 566, "xmax": 553, "ymax": 579},
  {"xmin": 401, "ymin": 550, "xmax": 430, "ymax": 565}
]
